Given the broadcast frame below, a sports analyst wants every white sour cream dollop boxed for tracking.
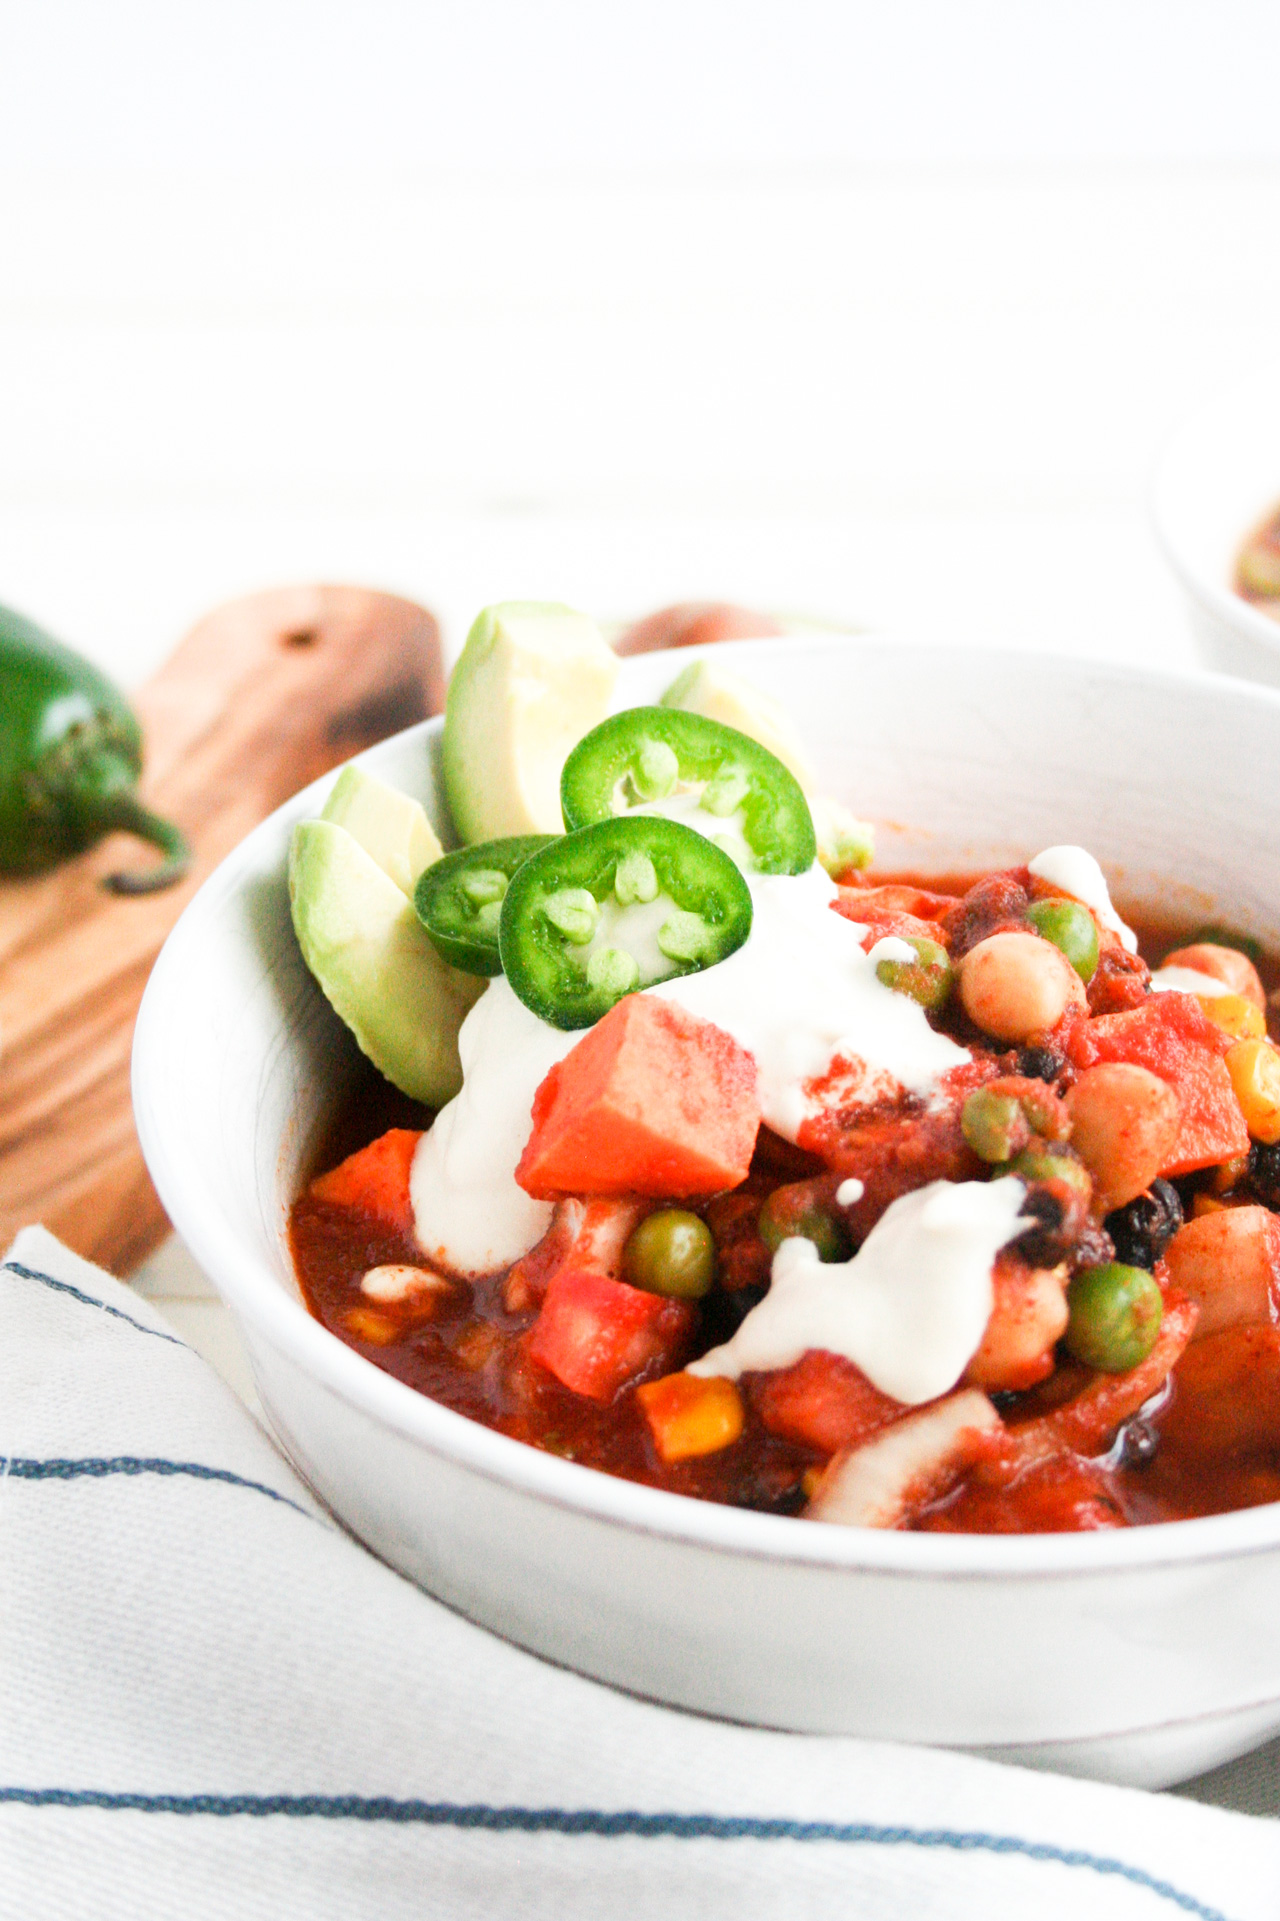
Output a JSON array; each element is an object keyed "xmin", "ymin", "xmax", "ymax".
[
  {"xmin": 689, "ymin": 1177, "xmax": 1028, "ymax": 1405},
  {"xmin": 409, "ymin": 977, "xmax": 578, "ymax": 1276},
  {"xmin": 652, "ymin": 866, "xmax": 966, "ymax": 1141},
  {"xmin": 1027, "ymin": 845, "xmax": 1138, "ymax": 953},
  {"xmin": 409, "ymin": 864, "xmax": 967, "ymax": 1274},
  {"xmin": 1149, "ymin": 965, "xmax": 1230, "ymax": 998}
]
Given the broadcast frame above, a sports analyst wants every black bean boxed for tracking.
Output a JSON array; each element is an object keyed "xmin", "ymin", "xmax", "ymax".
[
  {"xmin": 1104, "ymin": 1180, "xmax": 1184, "ymax": 1270},
  {"xmin": 699, "ymin": 1282, "xmax": 767, "ymax": 1349},
  {"xmin": 1016, "ymin": 1044, "xmax": 1064, "ymax": 1082},
  {"xmin": 1247, "ymin": 1141, "xmax": 1280, "ymax": 1212}
]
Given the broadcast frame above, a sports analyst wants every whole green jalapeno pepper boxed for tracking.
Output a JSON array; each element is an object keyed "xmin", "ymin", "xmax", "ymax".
[
  {"xmin": 0, "ymin": 602, "xmax": 190, "ymax": 893},
  {"xmin": 498, "ymin": 814, "xmax": 753, "ymax": 1029},
  {"xmin": 559, "ymin": 706, "xmax": 815, "ymax": 877},
  {"xmin": 413, "ymin": 832, "xmax": 556, "ymax": 976}
]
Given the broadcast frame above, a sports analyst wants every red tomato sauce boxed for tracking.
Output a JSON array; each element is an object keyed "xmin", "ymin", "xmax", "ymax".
[{"xmin": 290, "ymin": 879, "xmax": 1280, "ymax": 1534}]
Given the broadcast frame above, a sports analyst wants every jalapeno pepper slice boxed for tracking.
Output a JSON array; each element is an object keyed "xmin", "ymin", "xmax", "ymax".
[
  {"xmin": 414, "ymin": 833, "xmax": 556, "ymax": 975},
  {"xmin": 559, "ymin": 707, "xmax": 815, "ymax": 876},
  {"xmin": 498, "ymin": 815, "xmax": 753, "ymax": 1029}
]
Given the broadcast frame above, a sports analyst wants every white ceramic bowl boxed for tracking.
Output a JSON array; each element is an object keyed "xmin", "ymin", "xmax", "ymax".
[
  {"xmin": 1154, "ymin": 367, "xmax": 1280, "ymax": 686},
  {"xmin": 134, "ymin": 635, "xmax": 1280, "ymax": 1791}
]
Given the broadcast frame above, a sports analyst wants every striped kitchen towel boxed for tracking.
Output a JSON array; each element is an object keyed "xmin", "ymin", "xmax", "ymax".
[{"xmin": 2, "ymin": 1223, "xmax": 1277, "ymax": 1921}]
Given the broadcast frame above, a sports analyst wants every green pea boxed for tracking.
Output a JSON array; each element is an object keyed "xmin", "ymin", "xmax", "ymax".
[
  {"xmin": 1064, "ymin": 1263, "xmax": 1164, "ymax": 1372},
  {"xmin": 962, "ymin": 1087, "xmax": 1031, "ymax": 1163},
  {"xmin": 874, "ymin": 935, "xmax": 953, "ymax": 1011},
  {"xmin": 758, "ymin": 1186, "xmax": 852, "ymax": 1264},
  {"xmin": 1025, "ymin": 898, "xmax": 1100, "ymax": 984},
  {"xmin": 543, "ymin": 887, "xmax": 599, "ymax": 944},
  {"xmin": 1010, "ymin": 1141, "xmax": 1093, "ymax": 1204},
  {"xmin": 623, "ymin": 1210, "xmax": 716, "ymax": 1299}
]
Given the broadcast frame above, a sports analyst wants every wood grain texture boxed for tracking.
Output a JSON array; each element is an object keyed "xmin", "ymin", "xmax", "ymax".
[{"xmin": 0, "ymin": 583, "xmax": 442, "ymax": 1273}]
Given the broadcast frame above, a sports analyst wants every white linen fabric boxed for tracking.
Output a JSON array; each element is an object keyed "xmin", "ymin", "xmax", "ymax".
[{"xmin": 2, "ymin": 1224, "xmax": 1277, "ymax": 1921}]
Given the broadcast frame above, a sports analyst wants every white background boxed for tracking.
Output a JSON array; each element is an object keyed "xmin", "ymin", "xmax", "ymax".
[{"xmin": 0, "ymin": 1, "xmax": 1278, "ymax": 685}]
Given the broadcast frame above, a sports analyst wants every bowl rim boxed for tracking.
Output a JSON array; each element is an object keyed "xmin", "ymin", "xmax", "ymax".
[
  {"xmin": 135, "ymin": 632, "xmax": 1280, "ymax": 1584},
  {"xmin": 1152, "ymin": 366, "xmax": 1280, "ymax": 658}
]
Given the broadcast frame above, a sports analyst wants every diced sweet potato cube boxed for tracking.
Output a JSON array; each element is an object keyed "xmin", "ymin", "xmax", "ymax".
[
  {"xmin": 637, "ymin": 1372, "xmax": 745, "ymax": 1462},
  {"xmin": 516, "ymin": 995, "xmax": 760, "ymax": 1199},
  {"xmin": 1066, "ymin": 995, "xmax": 1248, "ymax": 1176},
  {"xmin": 308, "ymin": 1128, "xmax": 422, "ymax": 1231},
  {"xmin": 526, "ymin": 1267, "xmax": 695, "ymax": 1403}
]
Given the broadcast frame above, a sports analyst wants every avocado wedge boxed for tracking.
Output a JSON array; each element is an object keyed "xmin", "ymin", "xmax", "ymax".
[
  {"xmin": 289, "ymin": 819, "xmax": 483, "ymax": 1107},
  {"xmin": 321, "ymin": 764, "xmax": 443, "ymax": 895},
  {"xmin": 443, "ymin": 601, "xmax": 617, "ymax": 842}
]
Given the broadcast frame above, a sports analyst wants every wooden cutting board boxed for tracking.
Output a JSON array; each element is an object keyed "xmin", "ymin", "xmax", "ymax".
[{"xmin": 0, "ymin": 584, "xmax": 444, "ymax": 1274}]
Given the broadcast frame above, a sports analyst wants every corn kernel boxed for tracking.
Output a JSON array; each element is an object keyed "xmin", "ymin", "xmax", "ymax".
[
  {"xmin": 344, "ymin": 1306, "xmax": 401, "ymax": 1345},
  {"xmin": 1210, "ymin": 1152, "xmax": 1250, "ymax": 1194},
  {"xmin": 1226, "ymin": 1038, "xmax": 1280, "ymax": 1144},
  {"xmin": 1200, "ymin": 992, "xmax": 1266, "ymax": 1041},
  {"xmin": 636, "ymin": 1372, "xmax": 745, "ymax": 1463},
  {"xmin": 1192, "ymin": 1192, "xmax": 1229, "ymax": 1218}
]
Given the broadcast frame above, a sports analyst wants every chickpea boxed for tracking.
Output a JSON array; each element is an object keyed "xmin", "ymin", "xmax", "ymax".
[
  {"xmin": 1065, "ymin": 1063, "xmax": 1179, "ymax": 1214},
  {"xmin": 1163, "ymin": 942, "xmax": 1265, "ymax": 1011},
  {"xmin": 1163, "ymin": 1205, "xmax": 1280, "ymax": 1338},
  {"xmin": 958, "ymin": 930, "xmax": 1087, "ymax": 1043}
]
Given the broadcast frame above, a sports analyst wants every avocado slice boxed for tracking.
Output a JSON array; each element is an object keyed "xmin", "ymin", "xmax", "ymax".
[
  {"xmin": 289, "ymin": 819, "xmax": 484, "ymax": 1107},
  {"xmin": 321, "ymin": 764, "xmax": 443, "ymax": 896},
  {"xmin": 659, "ymin": 658, "xmax": 815, "ymax": 788},
  {"xmin": 443, "ymin": 601, "xmax": 618, "ymax": 842}
]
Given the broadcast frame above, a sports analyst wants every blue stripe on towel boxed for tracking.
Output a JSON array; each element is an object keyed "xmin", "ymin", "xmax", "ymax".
[
  {"xmin": 2, "ymin": 1456, "xmax": 315, "ymax": 1520},
  {"xmin": 2, "ymin": 1259, "xmax": 187, "ymax": 1347},
  {"xmin": 0, "ymin": 1790, "xmax": 1233, "ymax": 1918}
]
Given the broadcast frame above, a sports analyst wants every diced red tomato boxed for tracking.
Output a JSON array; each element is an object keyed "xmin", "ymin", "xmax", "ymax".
[
  {"xmin": 1065, "ymin": 993, "xmax": 1248, "ymax": 1176},
  {"xmin": 749, "ymin": 1348, "xmax": 903, "ymax": 1455},
  {"xmin": 307, "ymin": 1129, "xmax": 421, "ymax": 1232},
  {"xmin": 526, "ymin": 1267, "xmax": 696, "ymax": 1403},
  {"xmin": 516, "ymin": 995, "xmax": 760, "ymax": 1199}
]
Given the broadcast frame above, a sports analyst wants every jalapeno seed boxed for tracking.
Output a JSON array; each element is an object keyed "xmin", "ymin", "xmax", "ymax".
[
  {"xmin": 1025, "ymin": 897, "xmax": 1100, "ymax": 983},
  {"xmin": 615, "ymin": 849, "xmax": 659, "ymax": 904},
  {"xmin": 623, "ymin": 1210, "xmax": 716, "ymax": 1299},
  {"xmin": 586, "ymin": 945, "xmax": 640, "ymax": 997},
  {"xmin": 657, "ymin": 910, "xmax": 714, "ymax": 963},
  {"xmin": 874, "ymin": 935, "xmax": 953, "ymax": 1011},
  {"xmin": 543, "ymin": 887, "xmax": 600, "ymax": 944},
  {"xmin": 458, "ymin": 867, "xmax": 508, "ymax": 907},
  {"xmin": 633, "ymin": 738, "xmax": 679, "ymax": 801},
  {"xmin": 1064, "ymin": 1262, "xmax": 1164, "ymax": 1372}
]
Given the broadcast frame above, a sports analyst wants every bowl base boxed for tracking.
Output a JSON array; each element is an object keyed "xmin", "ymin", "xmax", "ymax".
[{"xmin": 970, "ymin": 1694, "xmax": 1280, "ymax": 1791}]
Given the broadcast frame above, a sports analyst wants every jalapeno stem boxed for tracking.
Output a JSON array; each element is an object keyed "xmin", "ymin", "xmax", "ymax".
[{"xmin": 95, "ymin": 792, "xmax": 192, "ymax": 895}]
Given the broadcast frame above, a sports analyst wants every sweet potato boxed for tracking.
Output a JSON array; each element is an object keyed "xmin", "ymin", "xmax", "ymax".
[{"xmin": 516, "ymin": 995, "xmax": 759, "ymax": 1198}]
